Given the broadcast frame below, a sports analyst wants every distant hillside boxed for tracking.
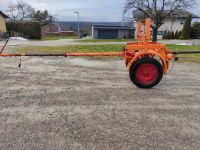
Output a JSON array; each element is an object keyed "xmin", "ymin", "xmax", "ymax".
[{"xmin": 55, "ymin": 21, "xmax": 128, "ymax": 33}]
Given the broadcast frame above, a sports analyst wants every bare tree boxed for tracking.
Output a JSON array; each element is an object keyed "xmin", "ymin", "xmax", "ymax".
[
  {"xmin": 7, "ymin": 0, "xmax": 35, "ymax": 22},
  {"xmin": 124, "ymin": 0, "xmax": 194, "ymax": 41},
  {"xmin": 31, "ymin": 10, "xmax": 56, "ymax": 25}
]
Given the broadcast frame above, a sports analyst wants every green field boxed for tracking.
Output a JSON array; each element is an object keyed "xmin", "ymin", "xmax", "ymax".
[
  {"xmin": 167, "ymin": 45, "xmax": 200, "ymax": 63},
  {"xmin": 41, "ymin": 36, "xmax": 79, "ymax": 41},
  {"xmin": 14, "ymin": 45, "xmax": 123, "ymax": 53},
  {"xmin": 13, "ymin": 44, "xmax": 200, "ymax": 62},
  {"xmin": 77, "ymin": 39, "xmax": 135, "ymax": 42}
]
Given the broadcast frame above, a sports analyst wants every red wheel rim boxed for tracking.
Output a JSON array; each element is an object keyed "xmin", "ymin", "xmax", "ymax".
[{"xmin": 135, "ymin": 63, "xmax": 158, "ymax": 85}]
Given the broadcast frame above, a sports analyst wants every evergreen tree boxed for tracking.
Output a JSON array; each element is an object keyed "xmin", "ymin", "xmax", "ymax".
[{"xmin": 180, "ymin": 15, "xmax": 192, "ymax": 39}]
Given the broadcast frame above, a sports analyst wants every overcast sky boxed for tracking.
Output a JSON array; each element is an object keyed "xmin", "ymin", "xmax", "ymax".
[{"xmin": 0, "ymin": 0, "xmax": 199, "ymax": 22}]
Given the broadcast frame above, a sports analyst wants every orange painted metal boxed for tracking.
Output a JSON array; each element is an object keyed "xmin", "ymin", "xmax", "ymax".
[
  {"xmin": 0, "ymin": 52, "xmax": 124, "ymax": 57},
  {"xmin": 64, "ymin": 52, "xmax": 124, "ymax": 57},
  {"xmin": 145, "ymin": 18, "xmax": 151, "ymax": 42},
  {"xmin": 137, "ymin": 21, "xmax": 143, "ymax": 45},
  {"xmin": 124, "ymin": 18, "xmax": 173, "ymax": 74}
]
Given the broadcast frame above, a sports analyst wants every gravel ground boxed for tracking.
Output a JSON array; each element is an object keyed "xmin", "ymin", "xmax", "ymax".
[{"xmin": 0, "ymin": 57, "xmax": 199, "ymax": 150}]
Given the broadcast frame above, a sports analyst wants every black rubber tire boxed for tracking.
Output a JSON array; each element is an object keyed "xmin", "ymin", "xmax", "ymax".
[{"xmin": 130, "ymin": 57, "xmax": 163, "ymax": 89}]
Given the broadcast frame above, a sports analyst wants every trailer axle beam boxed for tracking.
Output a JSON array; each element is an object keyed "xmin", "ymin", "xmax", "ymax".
[
  {"xmin": 0, "ymin": 52, "xmax": 124, "ymax": 57},
  {"xmin": 0, "ymin": 51, "xmax": 200, "ymax": 57},
  {"xmin": 172, "ymin": 51, "xmax": 200, "ymax": 55}
]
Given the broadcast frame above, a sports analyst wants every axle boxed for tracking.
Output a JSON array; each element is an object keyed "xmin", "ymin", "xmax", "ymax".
[
  {"xmin": 0, "ymin": 52, "xmax": 124, "ymax": 57},
  {"xmin": 172, "ymin": 51, "xmax": 200, "ymax": 55},
  {"xmin": 0, "ymin": 51, "xmax": 200, "ymax": 57}
]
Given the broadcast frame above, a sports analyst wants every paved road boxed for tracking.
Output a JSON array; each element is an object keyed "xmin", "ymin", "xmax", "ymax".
[
  {"xmin": 1, "ymin": 39, "xmax": 200, "ymax": 47},
  {"xmin": 0, "ymin": 57, "xmax": 199, "ymax": 149}
]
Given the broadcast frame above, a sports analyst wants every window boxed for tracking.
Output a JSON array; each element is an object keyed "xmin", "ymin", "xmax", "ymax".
[
  {"xmin": 157, "ymin": 31, "xmax": 165, "ymax": 35},
  {"xmin": 180, "ymin": 19, "xmax": 185, "ymax": 25}
]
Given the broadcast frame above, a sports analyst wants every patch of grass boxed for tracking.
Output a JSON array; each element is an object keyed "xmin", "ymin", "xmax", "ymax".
[
  {"xmin": 12, "ymin": 44, "xmax": 123, "ymax": 60},
  {"xmin": 77, "ymin": 39, "xmax": 135, "ymax": 42},
  {"xmin": 167, "ymin": 44, "xmax": 200, "ymax": 63},
  {"xmin": 12, "ymin": 44, "xmax": 200, "ymax": 62},
  {"xmin": 13, "ymin": 44, "xmax": 123, "ymax": 53},
  {"xmin": 40, "ymin": 36, "xmax": 79, "ymax": 41},
  {"xmin": 167, "ymin": 44, "xmax": 200, "ymax": 51}
]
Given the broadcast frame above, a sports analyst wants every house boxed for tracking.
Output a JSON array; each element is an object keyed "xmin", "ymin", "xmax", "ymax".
[
  {"xmin": 133, "ymin": 9, "xmax": 200, "ymax": 39},
  {"xmin": 92, "ymin": 25, "xmax": 135, "ymax": 39},
  {"xmin": 41, "ymin": 23, "xmax": 75, "ymax": 36},
  {"xmin": 0, "ymin": 11, "xmax": 9, "ymax": 34},
  {"xmin": 41, "ymin": 23, "xmax": 61, "ymax": 36}
]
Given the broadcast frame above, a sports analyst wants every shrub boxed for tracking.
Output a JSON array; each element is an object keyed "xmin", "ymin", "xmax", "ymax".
[
  {"xmin": 170, "ymin": 31, "xmax": 175, "ymax": 39},
  {"xmin": 190, "ymin": 22, "xmax": 200, "ymax": 39},
  {"xmin": 178, "ymin": 31, "xmax": 182, "ymax": 38},
  {"xmin": 162, "ymin": 31, "xmax": 176, "ymax": 39},
  {"xmin": 175, "ymin": 30, "xmax": 179, "ymax": 39},
  {"xmin": 6, "ymin": 22, "xmax": 41, "ymax": 39}
]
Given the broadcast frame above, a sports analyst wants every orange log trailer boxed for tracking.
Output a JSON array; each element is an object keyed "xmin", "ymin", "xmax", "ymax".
[{"xmin": 0, "ymin": 18, "xmax": 200, "ymax": 88}]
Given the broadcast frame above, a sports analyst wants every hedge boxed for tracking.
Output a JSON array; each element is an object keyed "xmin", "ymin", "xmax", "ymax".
[
  {"xmin": 6, "ymin": 22, "xmax": 41, "ymax": 39},
  {"xmin": 190, "ymin": 22, "xmax": 200, "ymax": 39},
  {"xmin": 162, "ymin": 30, "xmax": 182, "ymax": 39}
]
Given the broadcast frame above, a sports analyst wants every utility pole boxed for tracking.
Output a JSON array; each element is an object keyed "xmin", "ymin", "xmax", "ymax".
[{"xmin": 74, "ymin": 11, "xmax": 80, "ymax": 38}]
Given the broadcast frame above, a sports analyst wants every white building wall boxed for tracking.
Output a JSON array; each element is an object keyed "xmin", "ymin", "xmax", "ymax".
[
  {"xmin": 92, "ymin": 27, "xmax": 98, "ymax": 39},
  {"xmin": 134, "ymin": 19, "xmax": 185, "ymax": 40},
  {"xmin": 159, "ymin": 19, "xmax": 184, "ymax": 32},
  {"xmin": 0, "ymin": 15, "xmax": 7, "ymax": 32},
  {"xmin": 118, "ymin": 30, "xmax": 129, "ymax": 39}
]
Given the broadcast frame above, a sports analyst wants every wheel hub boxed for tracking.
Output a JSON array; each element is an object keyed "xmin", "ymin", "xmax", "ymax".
[{"xmin": 135, "ymin": 63, "xmax": 158, "ymax": 85}]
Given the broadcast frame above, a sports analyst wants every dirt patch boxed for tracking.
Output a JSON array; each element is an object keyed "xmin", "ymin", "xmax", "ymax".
[{"xmin": 0, "ymin": 57, "xmax": 200, "ymax": 150}]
